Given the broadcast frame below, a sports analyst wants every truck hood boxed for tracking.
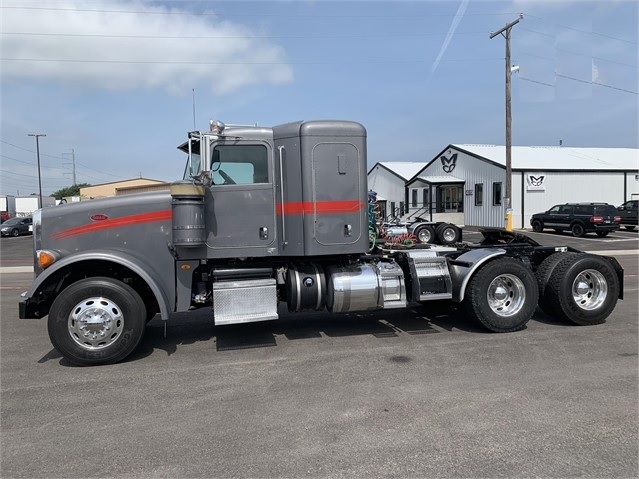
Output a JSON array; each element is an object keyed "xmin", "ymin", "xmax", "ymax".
[{"xmin": 39, "ymin": 191, "xmax": 172, "ymax": 252}]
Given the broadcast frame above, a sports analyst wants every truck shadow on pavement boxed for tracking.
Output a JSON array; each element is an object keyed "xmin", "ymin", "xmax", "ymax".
[
  {"xmin": 41, "ymin": 305, "xmax": 569, "ymax": 366},
  {"xmin": 124, "ymin": 303, "xmax": 491, "ymax": 363}
]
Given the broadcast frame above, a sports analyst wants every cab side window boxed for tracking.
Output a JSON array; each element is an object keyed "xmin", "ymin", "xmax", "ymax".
[{"xmin": 211, "ymin": 145, "xmax": 269, "ymax": 185}]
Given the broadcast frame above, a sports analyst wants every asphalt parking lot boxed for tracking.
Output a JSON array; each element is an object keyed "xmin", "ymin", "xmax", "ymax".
[{"xmin": 1, "ymin": 230, "xmax": 637, "ymax": 478}]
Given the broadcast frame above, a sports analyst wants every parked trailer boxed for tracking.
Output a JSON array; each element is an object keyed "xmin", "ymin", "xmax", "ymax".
[
  {"xmin": 19, "ymin": 120, "xmax": 623, "ymax": 365},
  {"xmin": 1, "ymin": 195, "xmax": 16, "ymax": 222}
]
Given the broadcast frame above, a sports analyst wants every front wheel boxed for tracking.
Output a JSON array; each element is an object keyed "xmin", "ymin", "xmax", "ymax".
[
  {"xmin": 531, "ymin": 219, "xmax": 543, "ymax": 232},
  {"xmin": 545, "ymin": 254, "xmax": 619, "ymax": 325},
  {"xmin": 11, "ymin": 228, "xmax": 19, "ymax": 237},
  {"xmin": 624, "ymin": 225, "xmax": 635, "ymax": 231},
  {"xmin": 48, "ymin": 277, "xmax": 147, "ymax": 365},
  {"xmin": 462, "ymin": 257, "xmax": 538, "ymax": 333}
]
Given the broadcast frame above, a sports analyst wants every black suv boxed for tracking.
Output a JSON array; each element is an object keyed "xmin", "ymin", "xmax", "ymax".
[
  {"xmin": 530, "ymin": 203, "xmax": 620, "ymax": 237},
  {"xmin": 617, "ymin": 200, "xmax": 638, "ymax": 230}
]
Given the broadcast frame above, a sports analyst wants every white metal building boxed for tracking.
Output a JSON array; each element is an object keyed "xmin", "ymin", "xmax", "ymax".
[
  {"xmin": 405, "ymin": 144, "xmax": 639, "ymax": 228},
  {"xmin": 367, "ymin": 162, "xmax": 424, "ymax": 220}
]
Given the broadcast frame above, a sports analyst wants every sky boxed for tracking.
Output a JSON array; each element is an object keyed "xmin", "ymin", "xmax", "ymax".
[{"xmin": 1, "ymin": 0, "xmax": 637, "ymax": 197}]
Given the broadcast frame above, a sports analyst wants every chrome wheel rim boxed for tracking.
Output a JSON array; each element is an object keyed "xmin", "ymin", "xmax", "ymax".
[
  {"xmin": 417, "ymin": 228, "xmax": 432, "ymax": 243},
  {"xmin": 442, "ymin": 227, "xmax": 456, "ymax": 242},
  {"xmin": 572, "ymin": 269, "xmax": 607, "ymax": 310},
  {"xmin": 68, "ymin": 297, "xmax": 124, "ymax": 351},
  {"xmin": 487, "ymin": 274, "xmax": 526, "ymax": 317}
]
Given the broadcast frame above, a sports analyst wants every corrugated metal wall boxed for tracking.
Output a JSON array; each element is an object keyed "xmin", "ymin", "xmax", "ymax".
[
  {"xmin": 367, "ymin": 166, "xmax": 406, "ymax": 218},
  {"xmin": 420, "ymin": 148, "xmax": 506, "ymax": 227},
  {"xmin": 512, "ymin": 171, "xmax": 630, "ymax": 228}
]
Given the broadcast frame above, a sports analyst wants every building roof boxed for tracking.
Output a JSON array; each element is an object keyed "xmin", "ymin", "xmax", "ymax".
[
  {"xmin": 370, "ymin": 162, "xmax": 425, "ymax": 180},
  {"xmin": 452, "ymin": 145, "xmax": 639, "ymax": 171}
]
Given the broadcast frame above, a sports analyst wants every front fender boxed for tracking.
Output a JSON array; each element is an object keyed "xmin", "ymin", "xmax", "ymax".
[{"xmin": 21, "ymin": 249, "xmax": 172, "ymax": 319}]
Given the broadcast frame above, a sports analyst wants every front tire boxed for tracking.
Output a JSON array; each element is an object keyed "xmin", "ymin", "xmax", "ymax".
[
  {"xmin": 48, "ymin": 277, "xmax": 147, "ymax": 365},
  {"xmin": 545, "ymin": 254, "xmax": 619, "ymax": 325},
  {"xmin": 11, "ymin": 228, "xmax": 19, "ymax": 237},
  {"xmin": 463, "ymin": 257, "xmax": 538, "ymax": 333},
  {"xmin": 531, "ymin": 219, "xmax": 543, "ymax": 232},
  {"xmin": 624, "ymin": 225, "xmax": 635, "ymax": 231},
  {"xmin": 596, "ymin": 231, "xmax": 609, "ymax": 237}
]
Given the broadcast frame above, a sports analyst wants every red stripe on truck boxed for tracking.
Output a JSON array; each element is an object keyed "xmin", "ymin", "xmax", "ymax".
[
  {"xmin": 278, "ymin": 200, "xmax": 365, "ymax": 215},
  {"xmin": 51, "ymin": 200, "xmax": 364, "ymax": 239},
  {"xmin": 51, "ymin": 210, "xmax": 172, "ymax": 240}
]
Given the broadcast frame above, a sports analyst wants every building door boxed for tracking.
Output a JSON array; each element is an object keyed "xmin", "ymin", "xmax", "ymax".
[{"xmin": 437, "ymin": 185, "xmax": 463, "ymax": 213}]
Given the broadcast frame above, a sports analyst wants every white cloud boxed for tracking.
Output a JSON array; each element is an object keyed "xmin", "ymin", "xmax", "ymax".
[{"xmin": 0, "ymin": 0, "xmax": 294, "ymax": 94}]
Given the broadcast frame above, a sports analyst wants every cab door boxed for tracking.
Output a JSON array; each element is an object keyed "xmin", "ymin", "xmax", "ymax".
[{"xmin": 205, "ymin": 141, "xmax": 278, "ymax": 256}]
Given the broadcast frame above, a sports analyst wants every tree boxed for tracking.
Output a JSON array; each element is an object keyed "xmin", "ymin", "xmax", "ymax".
[{"xmin": 51, "ymin": 183, "xmax": 91, "ymax": 200}]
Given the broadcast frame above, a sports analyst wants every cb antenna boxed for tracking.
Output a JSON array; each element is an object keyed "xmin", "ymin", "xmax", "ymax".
[{"xmin": 192, "ymin": 88, "xmax": 196, "ymax": 129}]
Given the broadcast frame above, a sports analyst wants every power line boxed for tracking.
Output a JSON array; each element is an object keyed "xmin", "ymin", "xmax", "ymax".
[
  {"xmin": 523, "ymin": 14, "xmax": 637, "ymax": 45},
  {"xmin": 519, "ymin": 77, "xmax": 555, "ymax": 88},
  {"xmin": 517, "ymin": 73, "xmax": 638, "ymax": 95},
  {"xmin": 0, "ymin": 153, "xmax": 66, "ymax": 171},
  {"xmin": 1, "ymin": 31, "xmax": 489, "ymax": 39},
  {"xmin": 0, "ymin": 5, "xmax": 519, "ymax": 19},
  {"xmin": 519, "ymin": 48, "xmax": 638, "ymax": 69},
  {"xmin": 556, "ymin": 73, "xmax": 638, "ymax": 95},
  {"xmin": 0, "ymin": 139, "xmax": 65, "ymax": 160},
  {"xmin": 0, "ymin": 57, "xmax": 504, "ymax": 66}
]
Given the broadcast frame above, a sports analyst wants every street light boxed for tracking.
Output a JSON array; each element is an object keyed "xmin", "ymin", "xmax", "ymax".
[{"xmin": 28, "ymin": 133, "xmax": 46, "ymax": 208}]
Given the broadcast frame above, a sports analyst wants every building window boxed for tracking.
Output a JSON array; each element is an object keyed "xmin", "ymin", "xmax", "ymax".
[
  {"xmin": 422, "ymin": 188, "xmax": 428, "ymax": 207},
  {"xmin": 390, "ymin": 201, "xmax": 396, "ymax": 218},
  {"xmin": 492, "ymin": 182, "xmax": 502, "ymax": 206},
  {"xmin": 475, "ymin": 183, "xmax": 483, "ymax": 206},
  {"xmin": 399, "ymin": 201, "xmax": 405, "ymax": 216},
  {"xmin": 411, "ymin": 189, "xmax": 418, "ymax": 207}
]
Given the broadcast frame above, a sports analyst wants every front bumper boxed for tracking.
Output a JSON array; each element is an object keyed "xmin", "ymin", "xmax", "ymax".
[{"xmin": 19, "ymin": 295, "xmax": 41, "ymax": 319}]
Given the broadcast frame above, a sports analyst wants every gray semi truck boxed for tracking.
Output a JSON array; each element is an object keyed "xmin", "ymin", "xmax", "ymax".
[{"xmin": 19, "ymin": 120, "xmax": 623, "ymax": 365}]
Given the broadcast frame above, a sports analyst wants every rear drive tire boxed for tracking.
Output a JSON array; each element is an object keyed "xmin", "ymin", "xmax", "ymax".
[
  {"xmin": 414, "ymin": 225, "xmax": 435, "ymax": 244},
  {"xmin": 435, "ymin": 223, "xmax": 460, "ymax": 245},
  {"xmin": 545, "ymin": 254, "xmax": 619, "ymax": 326},
  {"xmin": 571, "ymin": 223, "xmax": 586, "ymax": 237},
  {"xmin": 48, "ymin": 277, "xmax": 147, "ymax": 365},
  {"xmin": 531, "ymin": 219, "xmax": 543, "ymax": 232},
  {"xmin": 535, "ymin": 252, "xmax": 579, "ymax": 317},
  {"xmin": 462, "ymin": 257, "xmax": 538, "ymax": 333}
]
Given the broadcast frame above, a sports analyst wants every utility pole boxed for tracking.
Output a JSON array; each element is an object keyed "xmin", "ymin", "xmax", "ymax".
[
  {"xmin": 62, "ymin": 148, "xmax": 77, "ymax": 185},
  {"xmin": 490, "ymin": 14, "xmax": 522, "ymax": 231},
  {"xmin": 28, "ymin": 133, "xmax": 46, "ymax": 208}
]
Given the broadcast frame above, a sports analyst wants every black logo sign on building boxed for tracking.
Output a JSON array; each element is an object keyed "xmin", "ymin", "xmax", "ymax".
[{"xmin": 441, "ymin": 153, "xmax": 458, "ymax": 173}]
